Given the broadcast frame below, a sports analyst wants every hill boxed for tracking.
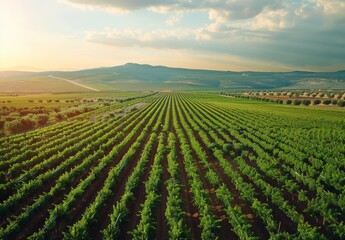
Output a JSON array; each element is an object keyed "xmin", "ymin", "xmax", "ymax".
[{"xmin": 1, "ymin": 63, "xmax": 345, "ymax": 92}]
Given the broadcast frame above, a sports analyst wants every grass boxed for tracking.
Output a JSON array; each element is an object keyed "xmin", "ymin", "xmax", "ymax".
[{"xmin": 0, "ymin": 92, "xmax": 153, "ymax": 108}]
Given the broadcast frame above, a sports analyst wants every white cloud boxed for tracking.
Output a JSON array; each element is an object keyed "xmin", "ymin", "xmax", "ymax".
[
  {"xmin": 166, "ymin": 13, "xmax": 183, "ymax": 26},
  {"xmin": 61, "ymin": 0, "xmax": 176, "ymax": 12},
  {"xmin": 85, "ymin": 28, "xmax": 196, "ymax": 49},
  {"xmin": 63, "ymin": 0, "xmax": 276, "ymax": 21},
  {"xmin": 311, "ymin": 0, "xmax": 345, "ymax": 15},
  {"xmin": 64, "ymin": 0, "xmax": 345, "ymax": 70}
]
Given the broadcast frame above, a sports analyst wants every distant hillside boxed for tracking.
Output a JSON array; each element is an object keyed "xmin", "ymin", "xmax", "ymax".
[{"xmin": 1, "ymin": 63, "xmax": 345, "ymax": 92}]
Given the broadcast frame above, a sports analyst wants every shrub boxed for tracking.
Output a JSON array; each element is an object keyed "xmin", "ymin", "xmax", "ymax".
[
  {"xmin": 233, "ymin": 142, "xmax": 244, "ymax": 153},
  {"xmin": 313, "ymin": 99, "xmax": 321, "ymax": 105},
  {"xmin": 337, "ymin": 100, "xmax": 345, "ymax": 107},
  {"xmin": 223, "ymin": 144, "xmax": 232, "ymax": 153},
  {"xmin": 9, "ymin": 112, "xmax": 20, "ymax": 118},
  {"xmin": 20, "ymin": 116, "xmax": 36, "ymax": 131},
  {"xmin": 35, "ymin": 114, "xmax": 49, "ymax": 126},
  {"xmin": 302, "ymin": 99, "xmax": 311, "ymax": 106},
  {"xmin": 5, "ymin": 117, "xmax": 36, "ymax": 133},
  {"xmin": 293, "ymin": 99, "xmax": 302, "ymax": 105},
  {"xmin": 5, "ymin": 120, "xmax": 22, "ymax": 134},
  {"xmin": 323, "ymin": 100, "xmax": 331, "ymax": 105},
  {"xmin": 286, "ymin": 100, "xmax": 292, "ymax": 105},
  {"xmin": 0, "ymin": 120, "xmax": 5, "ymax": 130},
  {"xmin": 208, "ymin": 143, "xmax": 220, "ymax": 152},
  {"xmin": 332, "ymin": 100, "xmax": 338, "ymax": 105},
  {"xmin": 54, "ymin": 113, "xmax": 64, "ymax": 121}
]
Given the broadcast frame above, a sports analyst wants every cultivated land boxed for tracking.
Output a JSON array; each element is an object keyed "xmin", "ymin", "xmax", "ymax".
[{"xmin": 0, "ymin": 92, "xmax": 344, "ymax": 239}]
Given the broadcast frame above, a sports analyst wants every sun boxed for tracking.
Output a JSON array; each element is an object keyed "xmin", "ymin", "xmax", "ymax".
[{"xmin": 0, "ymin": 1, "xmax": 32, "ymax": 69}]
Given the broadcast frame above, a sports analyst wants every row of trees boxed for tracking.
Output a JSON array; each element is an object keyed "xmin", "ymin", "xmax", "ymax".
[
  {"xmin": 237, "ymin": 90, "xmax": 345, "ymax": 99},
  {"xmin": 229, "ymin": 94, "xmax": 345, "ymax": 107},
  {"xmin": 1, "ymin": 107, "xmax": 96, "ymax": 134}
]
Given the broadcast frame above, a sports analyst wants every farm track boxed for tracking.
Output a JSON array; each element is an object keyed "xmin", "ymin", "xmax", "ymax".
[{"xmin": 0, "ymin": 92, "xmax": 343, "ymax": 240}]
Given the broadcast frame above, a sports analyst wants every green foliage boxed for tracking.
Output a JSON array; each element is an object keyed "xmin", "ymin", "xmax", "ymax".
[
  {"xmin": 337, "ymin": 100, "xmax": 345, "ymax": 107},
  {"xmin": 0, "ymin": 92, "xmax": 344, "ymax": 240},
  {"xmin": 323, "ymin": 99, "xmax": 331, "ymax": 105},
  {"xmin": 302, "ymin": 99, "xmax": 311, "ymax": 106},
  {"xmin": 313, "ymin": 99, "xmax": 321, "ymax": 105},
  {"xmin": 293, "ymin": 99, "xmax": 302, "ymax": 105},
  {"xmin": 34, "ymin": 114, "xmax": 49, "ymax": 126}
]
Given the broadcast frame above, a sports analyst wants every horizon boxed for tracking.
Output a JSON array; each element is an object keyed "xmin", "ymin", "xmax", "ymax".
[
  {"xmin": 1, "ymin": 1, "xmax": 345, "ymax": 72},
  {"xmin": 1, "ymin": 62, "xmax": 345, "ymax": 73}
]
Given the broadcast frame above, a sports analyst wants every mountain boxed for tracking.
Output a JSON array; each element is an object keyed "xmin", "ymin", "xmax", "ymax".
[{"xmin": 1, "ymin": 63, "xmax": 345, "ymax": 92}]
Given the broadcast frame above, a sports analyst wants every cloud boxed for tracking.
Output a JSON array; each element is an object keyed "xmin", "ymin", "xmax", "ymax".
[
  {"xmin": 311, "ymin": 0, "xmax": 345, "ymax": 15},
  {"xmin": 63, "ymin": 0, "xmax": 277, "ymax": 20},
  {"xmin": 68, "ymin": 0, "xmax": 345, "ymax": 70},
  {"xmin": 85, "ymin": 28, "xmax": 196, "ymax": 49},
  {"xmin": 62, "ymin": 0, "xmax": 176, "ymax": 12},
  {"xmin": 166, "ymin": 13, "xmax": 182, "ymax": 26}
]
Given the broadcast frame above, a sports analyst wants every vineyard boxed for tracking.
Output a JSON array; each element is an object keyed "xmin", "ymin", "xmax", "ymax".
[{"xmin": 0, "ymin": 92, "xmax": 344, "ymax": 240}]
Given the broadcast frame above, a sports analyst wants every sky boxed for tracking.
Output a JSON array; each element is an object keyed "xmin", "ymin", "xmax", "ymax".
[{"xmin": 1, "ymin": 0, "xmax": 345, "ymax": 72}]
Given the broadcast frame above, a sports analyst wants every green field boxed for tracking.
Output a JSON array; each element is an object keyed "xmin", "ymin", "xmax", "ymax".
[
  {"xmin": 0, "ymin": 91, "xmax": 153, "ymax": 108},
  {"xmin": 0, "ymin": 92, "xmax": 344, "ymax": 239}
]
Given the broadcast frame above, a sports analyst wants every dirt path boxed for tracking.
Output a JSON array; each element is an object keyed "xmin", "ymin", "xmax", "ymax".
[{"xmin": 48, "ymin": 75, "xmax": 100, "ymax": 92}]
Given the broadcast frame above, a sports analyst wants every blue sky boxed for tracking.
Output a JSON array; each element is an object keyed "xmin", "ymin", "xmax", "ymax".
[{"xmin": 1, "ymin": 0, "xmax": 345, "ymax": 71}]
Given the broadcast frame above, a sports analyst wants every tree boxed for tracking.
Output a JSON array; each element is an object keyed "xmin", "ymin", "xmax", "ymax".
[
  {"xmin": 337, "ymin": 100, "xmax": 345, "ymax": 107},
  {"xmin": 302, "ymin": 99, "xmax": 311, "ymax": 106},
  {"xmin": 313, "ymin": 99, "xmax": 321, "ymax": 105},
  {"xmin": 20, "ymin": 116, "xmax": 36, "ymax": 131},
  {"xmin": 35, "ymin": 114, "xmax": 49, "ymax": 126},
  {"xmin": 293, "ymin": 99, "xmax": 302, "ymax": 105},
  {"xmin": 0, "ymin": 120, "xmax": 4, "ymax": 130},
  {"xmin": 5, "ymin": 120, "xmax": 22, "ymax": 134},
  {"xmin": 323, "ymin": 100, "xmax": 331, "ymax": 105},
  {"xmin": 54, "ymin": 113, "xmax": 64, "ymax": 120}
]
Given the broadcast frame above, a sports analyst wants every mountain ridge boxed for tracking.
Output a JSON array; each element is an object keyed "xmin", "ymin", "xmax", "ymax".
[{"xmin": 1, "ymin": 63, "xmax": 345, "ymax": 92}]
